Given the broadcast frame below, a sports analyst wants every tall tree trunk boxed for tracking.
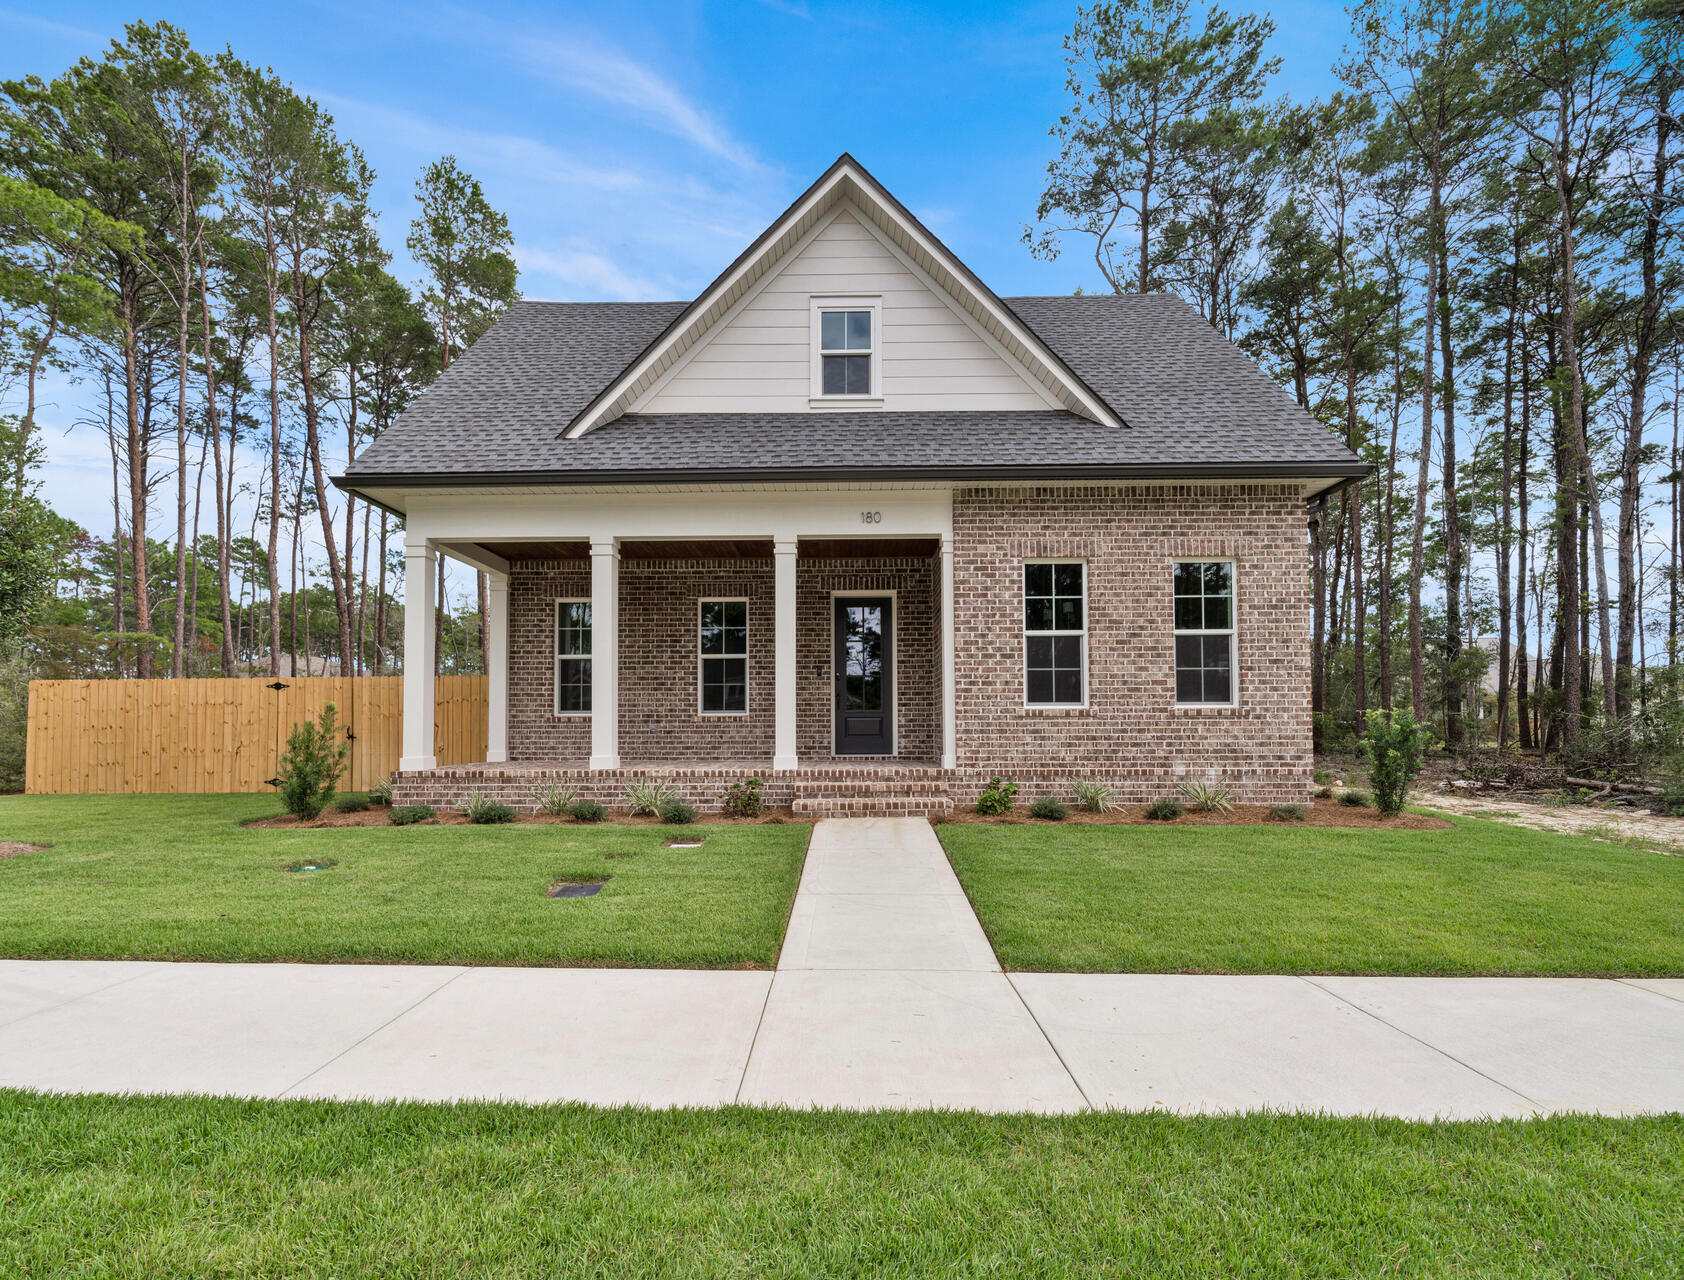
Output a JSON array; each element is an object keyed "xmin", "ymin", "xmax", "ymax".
[
  {"xmin": 375, "ymin": 510, "xmax": 390, "ymax": 674},
  {"xmin": 1496, "ymin": 243, "xmax": 1517, "ymax": 752},
  {"xmin": 1438, "ymin": 235, "xmax": 1463, "ymax": 747},
  {"xmin": 1517, "ymin": 324, "xmax": 1534, "ymax": 752},
  {"xmin": 1550, "ymin": 103, "xmax": 1588, "ymax": 752},
  {"xmin": 123, "ymin": 284, "xmax": 154, "ymax": 679},
  {"xmin": 195, "ymin": 237, "xmax": 236, "ymax": 677},
  {"xmin": 290, "ymin": 262, "xmax": 354, "ymax": 676},
  {"xmin": 104, "ymin": 367, "xmax": 127, "ymax": 679},
  {"xmin": 1409, "ymin": 166, "xmax": 1442, "ymax": 725},
  {"xmin": 261, "ymin": 208, "xmax": 284, "ymax": 677},
  {"xmin": 1617, "ymin": 84, "xmax": 1671, "ymax": 722}
]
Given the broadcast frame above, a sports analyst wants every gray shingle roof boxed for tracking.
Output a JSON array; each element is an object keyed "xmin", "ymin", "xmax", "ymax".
[{"xmin": 339, "ymin": 292, "xmax": 1362, "ymax": 487}]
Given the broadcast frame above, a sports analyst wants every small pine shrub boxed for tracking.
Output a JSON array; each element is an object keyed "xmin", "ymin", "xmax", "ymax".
[
  {"xmin": 389, "ymin": 804, "xmax": 434, "ymax": 826},
  {"xmin": 1338, "ymin": 789, "xmax": 1371, "ymax": 808},
  {"xmin": 367, "ymin": 776, "xmax": 394, "ymax": 806},
  {"xmin": 1266, "ymin": 803, "xmax": 1306, "ymax": 822},
  {"xmin": 659, "ymin": 796, "xmax": 698, "ymax": 825},
  {"xmin": 334, "ymin": 796, "xmax": 369, "ymax": 813},
  {"xmin": 624, "ymin": 779, "xmax": 680, "ymax": 817},
  {"xmin": 1313, "ymin": 768, "xmax": 1337, "ymax": 785},
  {"xmin": 1314, "ymin": 786, "xmax": 1334, "ymax": 799},
  {"xmin": 720, "ymin": 776, "xmax": 765, "ymax": 818},
  {"xmin": 462, "ymin": 794, "xmax": 517, "ymax": 824},
  {"xmin": 976, "ymin": 776, "xmax": 1018, "ymax": 815},
  {"xmin": 1175, "ymin": 779, "xmax": 1234, "ymax": 814},
  {"xmin": 1028, "ymin": 796, "xmax": 1069, "ymax": 821},
  {"xmin": 570, "ymin": 799, "xmax": 605, "ymax": 823},
  {"xmin": 277, "ymin": 702, "xmax": 351, "ymax": 820},
  {"xmin": 532, "ymin": 781, "xmax": 579, "ymax": 816},
  {"xmin": 1363, "ymin": 708, "xmax": 1425, "ymax": 817},
  {"xmin": 1144, "ymin": 796, "xmax": 1183, "ymax": 821},
  {"xmin": 1070, "ymin": 779, "xmax": 1118, "ymax": 812}
]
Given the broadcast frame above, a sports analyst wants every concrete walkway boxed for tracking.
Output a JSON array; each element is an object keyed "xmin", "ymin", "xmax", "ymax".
[{"xmin": 3, "ymin": 818, "xmax": 1682, "ymax": 1116}]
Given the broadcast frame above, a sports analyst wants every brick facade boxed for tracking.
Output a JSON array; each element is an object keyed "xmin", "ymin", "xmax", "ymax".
[
  {"xmin": 442, "ymin": 482, "xmax": 1312, "ymax": 810},
  {"xmin": 505, "ymin": 553, "xmax": 940, "ymax": 766},
  {"xmin": 949, "ymin": 483, "xmax": 1312, "ymax": 803}
]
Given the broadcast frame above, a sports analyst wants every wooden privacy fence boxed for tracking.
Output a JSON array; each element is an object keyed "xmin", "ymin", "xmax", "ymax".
[{"xmin": 25, "ymin": 676, "xmax": 488, "ymax": 795}]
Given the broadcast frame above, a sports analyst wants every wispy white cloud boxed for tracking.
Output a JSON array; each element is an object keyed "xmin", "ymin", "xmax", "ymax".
[
  {"xmin": 517, "ymin": 244, "xmax": 670, "ymax": 302},
  {"xmin": 444, "ymin": 10, "xmax": 760, "ymax": 171},
  {"xmin": 0, "ymin": 7, "xmax": 103, "ymax": 43}
]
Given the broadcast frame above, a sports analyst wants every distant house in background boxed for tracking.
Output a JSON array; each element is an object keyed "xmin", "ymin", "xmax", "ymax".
[{"xmin": 333, "ymin": 156, "xmax": 1367, "ymax": 815}]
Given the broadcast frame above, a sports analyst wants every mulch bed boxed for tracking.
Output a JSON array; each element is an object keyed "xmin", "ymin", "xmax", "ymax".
[
  {"xmin": 0, "ymin": 842, "xmax": 48, "ymax": 859},
  {"xmin": 245, "ymin": 808, "xmax": 807, "ymax": 830},
  {"xmin": 940, "ymin": 801, "xmax": 1451, "ymax": 830}
]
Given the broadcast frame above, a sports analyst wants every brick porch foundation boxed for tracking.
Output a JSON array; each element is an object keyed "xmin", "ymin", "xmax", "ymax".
[{"xmin": 392, "ymin": 758, "xmax": 1313, "ymax": 818}]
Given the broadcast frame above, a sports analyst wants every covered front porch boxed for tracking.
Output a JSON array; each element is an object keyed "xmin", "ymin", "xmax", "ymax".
[{"xmin": 392, "ymin": 488, "xmax": 959, "ymax": 808}]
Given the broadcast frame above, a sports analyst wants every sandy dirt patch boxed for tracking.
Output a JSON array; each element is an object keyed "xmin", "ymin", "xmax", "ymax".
[{"xmin": 1416, "ymin": 788, "xmax": 1684, "ymax": 852}]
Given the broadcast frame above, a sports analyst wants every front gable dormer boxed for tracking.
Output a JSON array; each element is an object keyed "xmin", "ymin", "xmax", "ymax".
[{"xmin": 564, "ymin": 154, "xmax": 1123, "ymax": 437}]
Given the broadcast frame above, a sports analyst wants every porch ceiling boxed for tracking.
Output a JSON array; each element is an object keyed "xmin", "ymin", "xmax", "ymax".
[{"xmin": 468, "ymin": 536, "xmax": 940, "ymax": 562}]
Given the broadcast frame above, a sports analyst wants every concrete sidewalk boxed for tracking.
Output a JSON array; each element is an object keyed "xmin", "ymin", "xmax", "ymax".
[{"xmin": 2, "ymin": 819, "xmax": 1682, "ymax": 1116}]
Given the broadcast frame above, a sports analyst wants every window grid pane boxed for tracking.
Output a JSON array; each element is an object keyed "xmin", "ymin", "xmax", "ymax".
[
  {"xmin": 1025, "ymin": 561, "xmax": 1085, "ymax": 705},
  {"xmin": 1172, "ymin": 561, "xmax": 1235, "ymax": 705},
  {"xmin": 700, "ymin": 602, "xmax": 748, "ymax": 712}
]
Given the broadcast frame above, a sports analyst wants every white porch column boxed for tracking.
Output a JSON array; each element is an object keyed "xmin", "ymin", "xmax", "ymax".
[
  {"xmin": 400, "ymin": 539, "xmax": 437, "ymax": 771},
  {"xmin": 589, "ymin": 537, "xmax": 620, "ymax": 770},
  {"xmin": 485, "ymin": 572, "xmax": 509, "ymax": 763},
  {"xmin": 940, "ymin": 533, "xmax": 957, "ymax": 770},
  {"xmin": 773, "ymin": 539, "xmax": 799, "ymax": 771}
]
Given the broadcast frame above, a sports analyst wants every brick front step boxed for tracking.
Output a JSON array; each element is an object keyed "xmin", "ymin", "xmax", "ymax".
[{"xmin": 793, "ymin": 794, "xmax": 954, "ymax": 818}]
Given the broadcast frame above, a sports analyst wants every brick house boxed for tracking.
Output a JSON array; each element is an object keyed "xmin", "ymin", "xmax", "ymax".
[{"xmin": 334, "ymin": 156, "xmax": 1366, "ymax": 816}]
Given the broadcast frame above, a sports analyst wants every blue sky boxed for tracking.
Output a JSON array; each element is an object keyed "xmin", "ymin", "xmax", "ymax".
[{"xmin": 2, "ymin": 0, "xmax": 1350, "ymax": 540}]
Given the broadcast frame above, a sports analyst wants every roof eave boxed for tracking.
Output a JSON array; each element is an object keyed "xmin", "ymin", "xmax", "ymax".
[{"xmin": 333, "ymin": 459, "xmax": 1370, "ymax": 497}]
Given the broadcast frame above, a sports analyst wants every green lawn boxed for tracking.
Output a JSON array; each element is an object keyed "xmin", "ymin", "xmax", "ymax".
[
  {"xmin": 939, "ymin": 816, "xmax": 1684, "ymax": 975},
  {"xmin": 0, "ymin": 794, "xmax": 809, "ymax": 968},
  {"xmin": 2, "ymin": 1092, "xmax": 1678, "ymax": 1278}
]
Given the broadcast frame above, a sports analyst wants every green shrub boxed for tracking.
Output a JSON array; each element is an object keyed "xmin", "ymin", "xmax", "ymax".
[
  {"xmin": 367, "ymin": 776, "xmax": 394, "ymax": 806},
  {"xmin": 624, "ymin": 779, "xmax": 679, "ymax": 817},
  {"xmin": 389, "ymin": 804, "xmax": 433, "ymax": 826},
  {"xmin": 1658, "ymin": 782, "xmax": 1684, "ymax": 818},
  {"xmin": 1175, "ymin": 779, "xmax": 1234, "ymax": 814},
  {"xmin": 1028, "ymin": 796, "xmax": 1069, "ymax": 821},
  {"xmin": 277, "ymin": 702, "xmax": 351, "ymax": 820},
  {"xmin": 569, "ymin": 799, "xmax": 605, "ymax": 823},
  {"xmin": 1266, "ymin": 803, "xmax": 1306, "ymax": 822},
  {"xmin": 720, "ymin": 776, "xmax": 765, "ymax": 818},
  {"xmin": 1070, "ymin": 779, "xmax": 1118, "ymax": 812},
  {"xmin": 659, "ymin": 796, "xmax": 698, "ymax": 825},
  {"xmin": 1363, "ymin": 708, "xmax": 1426, "ymax": 817},
  {"xmin": 976, "ymin": 776, "xmax": 1018, "ymax": 815},
  {"xmin": 334, "ymin": 796, "xmax": 369, "ymax": 813},
  {"xmin": 1312, "ymin": 768, "xmax": 1337, "ymax": 785},
  {"xmin": 1338, "ymin": 789, "xmax": 1371, "ymax": 808},
  {"xmin": 531, "ymin": 780, "xmax": 578, "ymax": 817},
  {"xmin": 462, "ymin": 794, "xmax": 516, "ymax": 824},
  {"xmin": 1314, "ymin": 786, "xmax": 1334, "ymax": 799},
  {"xmin": 1144, "ymin": 796, "xmax": 1183, "ymax": 821}
]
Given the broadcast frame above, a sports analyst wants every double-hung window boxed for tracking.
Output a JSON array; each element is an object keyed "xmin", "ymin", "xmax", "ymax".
[
  {"xmin": 1024, "ymin": 561, "xmax": 1086, "ymax": 706},
  {"xmin": 811, "ymin": 300, "xmax": 879, "ymax": 400},
  {"xmin": 1173, "ymin": 561, "xmax": 1236, "ymax": 705},
  {"xmin": 555, "ymin": 600, "xmax": 592, "ymax": 715},
  {"xmin": 699, "ymin": 599, "xmax": 748, "ymax": 714}
]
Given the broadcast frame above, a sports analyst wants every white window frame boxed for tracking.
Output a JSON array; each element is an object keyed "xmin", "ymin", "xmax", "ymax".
[
  {"xmin": 809, "ymin": 296, "xmax": 883, "ymax": 407},
  {"xmin": 698, "ymin": 597, "xmax": 750, "ymax": 717},
  {"xmin": 1172, "ymin": 558, "xmax": 1238, "ymax": 708},
  {"xmin": 554, "ymin": 598, "xmax": 592, "ymax": 718},
  {"xmin": 1023, "ymin": 559, "xmax": 1088, "ymax": 709}
]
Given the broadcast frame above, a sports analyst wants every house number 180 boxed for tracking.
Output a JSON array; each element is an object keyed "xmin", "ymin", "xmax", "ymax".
[{"xmin": 860, "ymin": 511, "xmax": 882, "ymax": 524}]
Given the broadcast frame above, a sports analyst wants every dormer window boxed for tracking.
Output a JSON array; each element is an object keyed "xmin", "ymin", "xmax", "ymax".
[{"xmin": 810, "ymin": 297, "xmax": 881, "ymax": 406}]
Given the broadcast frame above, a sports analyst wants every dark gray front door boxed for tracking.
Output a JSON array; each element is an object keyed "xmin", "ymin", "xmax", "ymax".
[{"xmin": 834, "ymin": 596, "xmax": 893, "ymax": 755}]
